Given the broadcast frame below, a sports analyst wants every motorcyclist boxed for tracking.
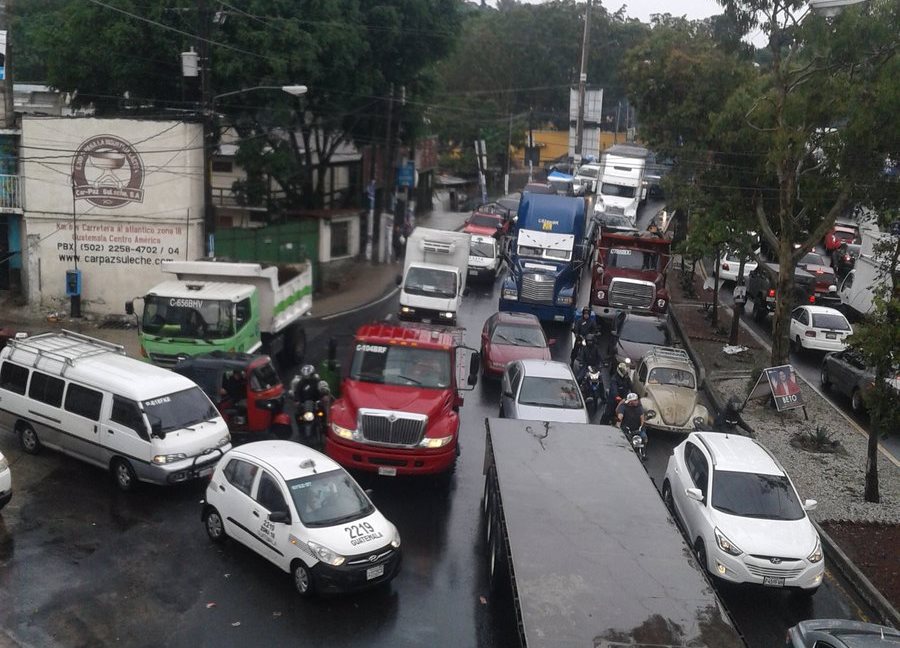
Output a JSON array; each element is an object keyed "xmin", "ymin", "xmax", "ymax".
[
  {"xmin": 574, "ymin": 332, "xmax": 604, "ymax": 383},
  {"xmin": 570, "ymin": 307, "xmax": 599, "ymax": 366},
  {"xmin": 292, "ymin": 364, "xmax": 327, "ymax": 403},
  {"xmin": 603, "ymin": 362, "xmax": 632, "ymax": 424},
  {"xmin": 615, "ymin": 392, "xmax": 648, "ymax": 446}
]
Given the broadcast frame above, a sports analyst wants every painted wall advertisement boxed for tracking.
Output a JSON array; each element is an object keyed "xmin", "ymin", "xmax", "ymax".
[{"xmin": 22, "ymin": 117, "xmax": 206, "ymax": 313}]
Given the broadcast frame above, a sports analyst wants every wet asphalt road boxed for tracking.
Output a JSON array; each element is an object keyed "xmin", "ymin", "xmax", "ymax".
[{"xmin": 0, "ymin": 201, "xmax": 877, "ymax": 647}]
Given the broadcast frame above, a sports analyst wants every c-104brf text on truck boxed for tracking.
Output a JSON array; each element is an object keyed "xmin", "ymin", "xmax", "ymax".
[
  {"xmin": 127, "ymin": 260, "xmax": 312, "ymax": 367},
  {"xmin": 398, "ymin": 228, "xmax": 471, "ymax": 326},
  {"xmin": 326, "ymin": 322, "xmax": 479, "ymax": 482}
]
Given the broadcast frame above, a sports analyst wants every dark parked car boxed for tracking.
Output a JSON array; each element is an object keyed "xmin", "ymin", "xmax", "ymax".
[
  {"xmin": 831, "ymin": 242, "xmax": 861, "ymax": 276},
  {"xmin": 821, "ymin": 349, "xmax": 900, "ymax": 413},
  {"xmin": 614, "ymin": 313, "xmax": 671, "ymax": 366},
  {"xmin": 480, "ymin": 311, "xmax": 552, "ymax": 378},
  {"xmin": 786, "ymin": 619, "xmax": 900, "ymax": 647}
]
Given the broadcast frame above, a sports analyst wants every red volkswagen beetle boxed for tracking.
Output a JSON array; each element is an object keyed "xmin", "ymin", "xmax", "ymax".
[{"xmin": 480, "ymin": 311, "xmax": 552, "ymax": 378}]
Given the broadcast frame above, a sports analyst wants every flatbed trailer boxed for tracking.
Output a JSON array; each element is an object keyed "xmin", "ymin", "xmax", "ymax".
[{"xmin": 482, "ymin": 418, "xmax": 745, "ymax": 647}]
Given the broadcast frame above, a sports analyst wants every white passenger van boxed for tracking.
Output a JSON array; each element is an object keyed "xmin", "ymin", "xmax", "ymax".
[{"xmin": 0, "ymin": 330, "xmax": 231, "ymax": 491}]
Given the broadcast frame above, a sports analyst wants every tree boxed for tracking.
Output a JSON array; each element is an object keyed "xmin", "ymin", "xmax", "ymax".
[
  {"xmin": 626, "ymin": 0, "xmax": 898, "ymax": 366},
  {"xmin": 848, "ymin": 218, "xmax": 900, "ymax": 503},
  {"xmin": 12, "ymin": 0, "xmax": 461, "ymax": 211}
]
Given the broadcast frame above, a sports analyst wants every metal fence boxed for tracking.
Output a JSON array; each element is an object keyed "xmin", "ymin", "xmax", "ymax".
[{"xmin": 0, "ymin": 174, "xmax": 21, "ymax": 210}]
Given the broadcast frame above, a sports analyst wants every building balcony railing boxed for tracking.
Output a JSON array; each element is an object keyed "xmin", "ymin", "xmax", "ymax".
[{"xmin": 0, "ymin": 174, "xmax": 21, "ymax": 211}]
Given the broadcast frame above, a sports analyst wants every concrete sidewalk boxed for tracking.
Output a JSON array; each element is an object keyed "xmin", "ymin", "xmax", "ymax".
[{"xmin": 0, "ymin": 207, "xmax": 472, "ymax": 357}]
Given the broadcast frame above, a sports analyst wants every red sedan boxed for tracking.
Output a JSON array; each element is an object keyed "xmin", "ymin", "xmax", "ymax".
[
  {"xmin": 824, "ymin": 224, "xmax": 860, "ymax": 251},
  {"xmin": 463, "ymin": 210, "xmax": 509, "ymax": 237},
  {"xmin": 480, "ymin": 311, "xmax": 552, "ymax": 377}
]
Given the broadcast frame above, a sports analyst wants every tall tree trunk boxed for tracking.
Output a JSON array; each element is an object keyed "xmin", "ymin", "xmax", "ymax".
[
  {"xmin": 864, "ymin": 378, "xmax": 882, "ymax": 504},
  {"xmin": 729, "ymin": 257, "xmax": 747, "ymax": 346},
  {"xmin": 711, "ymin": 245, "xmax": 720, "ymax": 328},
  {"xmin": 771, "ymin": 242, "xmax": 795, "ymax": 366}
]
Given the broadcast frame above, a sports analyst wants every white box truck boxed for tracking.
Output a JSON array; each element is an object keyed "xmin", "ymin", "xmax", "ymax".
[
  {"xmin": 838, "ymin": 227, "xmax": 894, "ymax": 318},
  {"xmin": 593, "ymin": 143, "xmax": 649, "ymax": 226},
  {"xmin": 398, "ymin": 228, "xmax": 471, "ymax": 326},
  {"xmin": 127, "ymin": 260, "xmax": 312, "ymax": 367}
]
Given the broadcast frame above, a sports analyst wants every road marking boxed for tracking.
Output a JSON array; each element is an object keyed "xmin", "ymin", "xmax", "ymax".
[
  {"xmin": 693, "ymin": 258, "xmax": 900, "ymax": 468},
  {"xmin": 319, "ymin": 286, "xmax": 400, "ymax": 321},
  {"xmin": 825, "ymin": 567, "xmax": 871, "ymax": 622}
]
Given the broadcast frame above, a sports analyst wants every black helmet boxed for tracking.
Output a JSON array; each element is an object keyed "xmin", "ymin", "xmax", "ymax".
[
  {"xmin": 300, "ymin": 364, "xmax": 316, "ymax": 379},
  {"xmin": 582, "ymin": 307, "xmax": 591, "ymax": 315}
]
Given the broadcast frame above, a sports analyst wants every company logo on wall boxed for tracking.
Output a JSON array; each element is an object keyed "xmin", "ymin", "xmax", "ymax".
[{"xmin": 71, "ymin": 134, "xmax": 145, "ymax": 208}]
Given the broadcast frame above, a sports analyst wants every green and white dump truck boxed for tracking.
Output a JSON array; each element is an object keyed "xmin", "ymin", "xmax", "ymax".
[{"xmin": 127, "ymin": 260, "xmax": 312, "ymax": 367}]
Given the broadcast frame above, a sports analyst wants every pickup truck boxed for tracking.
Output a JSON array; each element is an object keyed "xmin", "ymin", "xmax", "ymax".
[{"xmin": 747, "ymin": 262, "xmax": 817, "ymax": 323}]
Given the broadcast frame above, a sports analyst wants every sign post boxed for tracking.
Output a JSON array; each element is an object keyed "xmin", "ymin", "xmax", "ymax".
[{"xmin": 744, "ymin": 364, "xmax": 807, "ymax": 419}]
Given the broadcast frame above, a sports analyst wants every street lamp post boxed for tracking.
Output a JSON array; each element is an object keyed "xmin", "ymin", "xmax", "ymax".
[{"xmin": 190, "ymin": 82, "xmax": 307, "ymax": 256}]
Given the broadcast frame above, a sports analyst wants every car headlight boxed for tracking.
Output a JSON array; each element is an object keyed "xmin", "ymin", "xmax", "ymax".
[
  {"xmin": 596, "ymin": 290, "xmax": 606, "ymax": 300},
  {"xmin": 217, "ymin": 434, "xmax": 231, "ymax": 448},
  {"xmin": 390, "ymin": 528, "xmax": 402, "ymax": 549},
  {"xmin": 400, "ymin": 306, "xmax": 413, "ymax": 313},
  {"xmin": 0, "ymin": 456, "xmax": 8, "ymax": 471},
  {"xmin": 441, "ymin": 311, "xmax": 454, "ymax": 319},
  {"xmin": 656, "ymin": 298, "xmax": 667, "ymax": 310},
  {"xmin": 807, "ymin": 536, "xmax": 823, "ymax": 563},
  {"xmin": 152, "ymin": 453, "xmax": 187, "ymax": 465},
  {"xmin": 420, "ymin": 435, "xmax": 454, "ymax": 448},
  {"xmin": 693, "ymin": 416, "xmax": 707, "ymax": 430},
  {"xmin": 502, "ymin": 288, "xmax": 518, "ymax": 300},
  {"xmin": 302, "ymin": 411, "xmax": 315, "ymax": 422},
  {"xmin": 331, "ymin": 422, "xmax": 358, "ymax": 440},
  {"xmin": 714, "ymin": 527, "xmax": 743, "ymax": 556},
  {"xmin": 307, "ymin": 540, "xmax": 345, "ymax": 566},
  {"xmin": 645, "ymin": 410, "xmax": 656, "ymax": 420},
  {"xmin": 557, "ymin": 295, "xmax": 573, "ymax": 306}
]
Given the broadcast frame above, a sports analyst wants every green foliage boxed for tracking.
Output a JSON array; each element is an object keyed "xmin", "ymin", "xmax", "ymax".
[{"xmin": 11, "ymin": 0, "xmax": 462, "ymax": 210}]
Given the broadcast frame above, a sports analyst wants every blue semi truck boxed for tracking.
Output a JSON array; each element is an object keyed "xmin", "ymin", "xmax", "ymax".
[{"xmin": 499, "ymin": 193, "xmax": 587, "ymax": 323}]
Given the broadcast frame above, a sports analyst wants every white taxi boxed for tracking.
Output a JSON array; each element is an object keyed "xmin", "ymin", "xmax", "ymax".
[
  {"xmin": 202, "ymin": 440, "xmax": 401, "ymax": 596},
  {"xmin": 0, "ymin": 449, "xmax": 11, "ymax": 511}
]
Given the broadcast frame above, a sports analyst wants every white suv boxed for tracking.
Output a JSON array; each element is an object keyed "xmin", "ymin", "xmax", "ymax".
[
  {"xmin": 0, "ymin": 449, "xmax": 10, "ymax": 511},
  {"xmin": 663, "ymin": 432, "xmax": 823, "ymax": 594},
  {"xmin": 202, "ymin": 440, "xmax": 401, "ymax": 597}
]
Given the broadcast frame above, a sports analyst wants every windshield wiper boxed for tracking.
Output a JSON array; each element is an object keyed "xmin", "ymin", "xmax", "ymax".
[
  {"xmin": 513, "ymin": 337, "xmax": 538, "ymax": 346},
  {"xmin": 397, "ymin": 374, "xmax": 422, "ymax": 385},
  {"xmin": 322, "ymin": 511, "xmax": 370, "ymax": 526}
]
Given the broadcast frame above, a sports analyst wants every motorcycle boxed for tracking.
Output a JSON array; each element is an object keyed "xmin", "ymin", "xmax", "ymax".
[
  {"xmin": 579, "ymin": 365, "xmax": 603, "ymax": 419},
  {"xmin": 292, "ymin": 377, "xmax": 332, "ymax": 442},
  {"xmin": 621, "ymin": 424, "xmax": 648, "ymax": 462}
]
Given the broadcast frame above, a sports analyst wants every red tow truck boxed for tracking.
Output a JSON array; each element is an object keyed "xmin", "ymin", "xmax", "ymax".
[
  {"xmin": 325, "ymin": 322, "xmax": 479, "ymax": 479},
  {"xmin": 590, "ymin": 231, "xmax": 671, "ymax": 316}
]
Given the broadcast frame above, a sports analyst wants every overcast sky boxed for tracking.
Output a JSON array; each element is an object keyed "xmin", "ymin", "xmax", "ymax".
[{"xmin": 489, "ymin": 0, "xmax": 725, "ymax": 23}]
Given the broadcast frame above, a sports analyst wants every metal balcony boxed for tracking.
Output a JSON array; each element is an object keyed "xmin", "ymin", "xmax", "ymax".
[{"xmin": 0, "ymin": 174, "xmax": 22, "ymax": 211}]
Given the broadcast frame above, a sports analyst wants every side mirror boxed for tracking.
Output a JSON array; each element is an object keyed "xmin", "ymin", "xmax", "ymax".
[
  {"xmin": 467, "ymin": 374, "xmax": 478, "ymax": 386},
  {"xmin": 802, "ymin": 499, "xmax": 818, "ymax": 512},
  {"xmin": 685, "ymin": 487, "xmax": 704, "ymax": 502},
  {"xmin": 395, "ymin": 274, "xmax": 402, "ymax": 286},
  {"xmin": 125, "ymin": 300, "xmax": 134, "ymax": 315},
  {"xmin": 469, "ymin": 352, "xmax": 480, "ymax": 376},
  {"xmin": 268, "ymin": 511, "xmax": 290, "ymax": 524},
  {"xmin": 365, "ymin": 488, "xmax": 375, "ymax": 498}
]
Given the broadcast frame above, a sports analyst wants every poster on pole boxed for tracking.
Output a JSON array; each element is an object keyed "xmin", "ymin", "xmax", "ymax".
[{"xmin": 764, "ymin": 364, "xmax": 804, "ymax": 411}]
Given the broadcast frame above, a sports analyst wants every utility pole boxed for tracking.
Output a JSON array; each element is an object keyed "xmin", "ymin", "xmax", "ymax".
[
  {"xmin": 383, "ymin": 83, "xmax": 395, "ymax": 216},
  {"xmin": 528, "ymin": 106, "xmax": 534, "ymax": 182},
  {"xmin": 0, "ymin": 0, "xmax": 13, "ymax": 128},
  {"xmin": 505, "ymin": 112, "xmax": 512, "ymax": 195},
  {"xmin": 574, "ymin": 0, "xmax": 592, "ymax": 166},
  {"xmin": 198, "ymin": 0, "xmax": 214, "ymax": 255}
]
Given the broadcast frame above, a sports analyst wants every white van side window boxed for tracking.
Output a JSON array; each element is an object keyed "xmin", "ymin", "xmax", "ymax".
[
  {"xmin": 29, "ymin": 372, "xmax": 65, "ymax": 407},
  {"xmin": 65, "ymin": 384, "xmax": 103, "ymax": 421},
  {"xmin": 0, "ymin": 362, "xmax": 28, "ymax": 395},
  {"xmin": 111, "ymin": 396, "xmax": 149, "ymax": 442}
]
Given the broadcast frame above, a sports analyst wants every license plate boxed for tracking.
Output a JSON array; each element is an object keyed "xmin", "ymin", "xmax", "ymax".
[
  {"xmin": 826, "ymin": 332, "xmax": 836, "ymax": 339},
  {"xmin": 377, "ymin": 466, "xmax": 397, "ymax": 477},
  {"xmin": 366, "ymin": 564, "xmax": 385, "ymax": 580},
  {"xmin": 763, "ymin": 576, "xmax": 785, "ymax": 587},
  {"xmin": 468, "ymin": 268, "xmax": 477, "ymax": 275}
]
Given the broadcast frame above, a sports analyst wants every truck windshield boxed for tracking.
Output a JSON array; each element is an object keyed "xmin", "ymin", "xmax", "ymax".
[
  {"xmin": 351, "ymin": 344, "xmax": 452, "ymax": 389},
  {"xmin": 142, "ymin": 295, "xmax": 235, "ymax": 339},
  {"xmin": 404, "ymin": 267, "xmax": 457, "ymax": 298},
  {"xmin": 517, "ymin": 244, "xmax": 571, "ymax": 261},
  {"xmin": 600, "ymin": 183, "xmax": 637, "ymax": 198},
  {"xmin": 469, "ymin": 213, "xmax": 501, "ymax": 229},
  {"xmin": 288, "ymin": 469, "xmax": 374, "ymax": 528},
  {"xmin": 518, "ymin": 377, "xmax": 583, "ymax": 409},
  {"xmin": 647, "ymin": 367, "xmax": 696, "ymax": 389},
  {"xmin": 470, "ymin": 240, "xmax": 496, "ymax": 258},
  {"xmin": 712, "ymin": 471, "xmax": 804, "ymax": 521},
  {"xmin": 607, "ymin": 248, "xmax": 658, "ymax": 270},
  {"xmin": 578, "ymin": 167, "xmax": 599, "ymax": 178},
  {"xmin": 142, "ymin": 387, "xmax": 218, "ymax": 432}
]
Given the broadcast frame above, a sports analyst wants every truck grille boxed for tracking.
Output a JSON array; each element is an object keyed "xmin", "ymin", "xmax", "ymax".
[
  {"xmin": 148, "ymin": 352, "xmax": 185, "ymax": 367},
  {"xmin": 608, "ymin": 278, "xmax": 655, "ymax": 309},
  {"xmin": 359, "ymin": 409, "xmax": 427, "ymax": 446},
  {"xmin": 521, "ymin": 274, "xmax": 555, "ymax": 305}
]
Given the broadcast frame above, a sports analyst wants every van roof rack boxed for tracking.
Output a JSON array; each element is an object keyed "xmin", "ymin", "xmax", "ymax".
[
  {"xmin": 7, "ymin": 329, "xmax": 126, "ymax": 374},
  {"xmin": 642, "ymin": 346, "xmax": 692, "ymax": 366}
]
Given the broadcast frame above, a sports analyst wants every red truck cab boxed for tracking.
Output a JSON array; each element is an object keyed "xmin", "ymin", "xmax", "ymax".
[
  {"xmin": 326, "ymin": 322, "xmax": 478, "ymax": 478},
  {"xmin": 590, "ymin": 231, "xmax": 671, "ymax": 315}
]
